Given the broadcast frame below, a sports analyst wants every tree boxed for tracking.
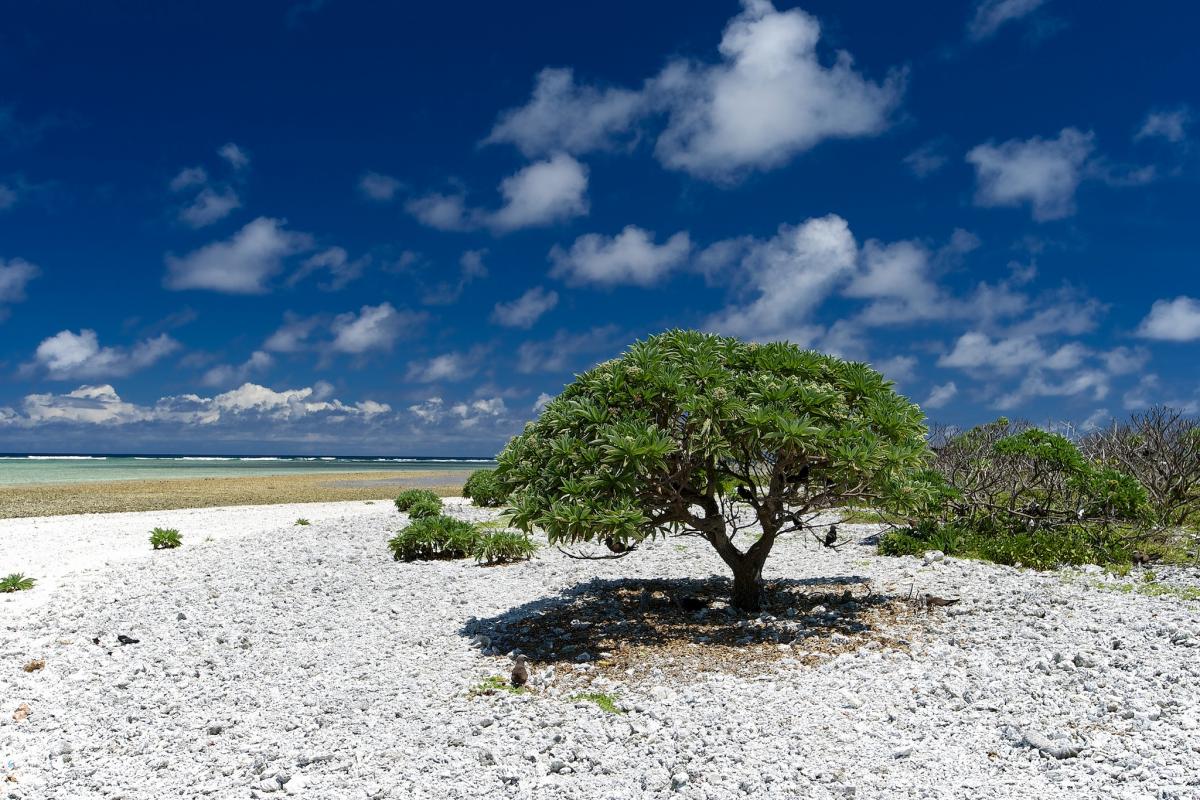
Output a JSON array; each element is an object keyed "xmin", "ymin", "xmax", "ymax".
[{"xmin": 496, "ymin": 330, "xmax": 933, "ymax": 611}]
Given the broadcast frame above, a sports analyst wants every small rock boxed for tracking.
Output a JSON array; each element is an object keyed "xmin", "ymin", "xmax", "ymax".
[
  {"xmin": 923, "ymin": 550, "xmax": 945, "ymax": 565},
  {"xmin": 284, "ymin": 774, "xmax": 310, "ymax": 795},
  {"xmin": 12, "ymin": 703, "xmax": 30, "ymax": 722},
  {"xmin": 672, "ymin": 771, "xmax": 689, "ymax": 788}
]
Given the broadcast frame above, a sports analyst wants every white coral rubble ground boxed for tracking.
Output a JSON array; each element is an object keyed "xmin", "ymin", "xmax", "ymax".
[{"xmin": 2, "ymin": 499, "xmax": 1198, "ymax": 799}]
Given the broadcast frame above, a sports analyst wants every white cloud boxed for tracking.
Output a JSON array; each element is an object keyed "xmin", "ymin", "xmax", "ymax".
[
  {"xmin": 937, "ymin": 331, "xmax": 1045, "ymax": 374},
  {"xmin": 406, "ymin": 351, "xmax": 479, "ymax": 383},
  {"xmin": 516, "ymin": 325, "xmax": 623, "ymax": 374},
  {"xmin": 706, "ymin": 213, "xmax": 857, "ymax": 342},
  {"xmin": 648, "ymin": 0, "xmax": 902, "ymax": 180},
  {"xmin": 0, "ymin": 257, "xmax": 39, "ymax": 307},
  {"xmin": 358, "ymin": 171, "xmax": 403, "ymax": 201},
  {"xmin": 903, "ymin": 142, "xmax": 949, "ymax": 177},
  {"xmin": 179, "ymin": 186, "xmax": 242, "ymax": 228},
  {"xmin": 421, "ymin": 249, "xmax": 488, "ymax": 306},
  {"xmin": 549, "ymin": 226, "xmax": 692, "ymax": 287},
  {"xmin": 164, "ymin": 217, "xmax": 314, "ymax": 293},
  {"xmin": 487, "ymin": 153, "xmax": 588, "ymax": 232},
  {"xmin": 966, "ymin": 128, "xmax": 1094, "ymax": 221},
  {"xmin": 404, "ymin": 191, "xmax": 473, "ymax": 231},
  {"xmin": 201, "ymin": 350, "xmax": 273, "ymax": 388},
  {"xmin": 871, "ymin": 355, "xmax": 917, "ymax": 383},
  {"xmin": 532, "ymin": 392, "xmax": 553, "ymax": 413},
  {"xmin": 996, "ymin": 368, "xmax": 1110, "ymax": 409},
  {"xmin": 1081, "ymin": 408, "xmax": 1112, "ymax": 432},
  {"xmin": 1135, "ymin": 107, "xmax": 1190, "ymax": 143},
  {"xmin": 0, "ymin": 183, "xmax": 16, "ymax": 210},
  {"xmin": 263, "ymin": 313, "xmax": 322, "ymax": 353},
  {"xmin": 289, "ymin": 247, "xmax": 367, "ymax": 291},
  {"xmin": 923, "ymin": 381, "xmax": 958, "ymax": 409},
  {"xmin": 169, "ymin": 166, "xmax": 208, "ymax": 192},
  {"xmin": 1137, "ymin": 296, "xmax": 1200, "ymax": 341},
  {"xmin": 485, "ymin": 67, "xmax": 643, "ymax": 157},
  {"xmin": 967, "ymin": 0, "xmax": 1047, "ymax": 41},
  {"xmin": 21, "ymin": 385, "xmax": 148, "ymax": 425},
  {"xmin": 31, "ymin": 329, "xmax": 180, "ymax": 380},
  {"xmin": 218, "ymin": 142, "xmax": 250, "ymax": 170},
  {"xmin": 408, "ymin": 396, "xmax": 507, "ymax": 429},
  {"xmin": 491, "ymin": 286, "xmax": 559, "ymax": 328},
  {"xmin": 329, "ymin": 302, "xmax": 420, "ymax": 354}
]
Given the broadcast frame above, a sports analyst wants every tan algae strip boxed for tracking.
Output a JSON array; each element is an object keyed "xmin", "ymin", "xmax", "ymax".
[{"xmin": 0, "ymin": 470, "xmax": 468, "ymax": 519}]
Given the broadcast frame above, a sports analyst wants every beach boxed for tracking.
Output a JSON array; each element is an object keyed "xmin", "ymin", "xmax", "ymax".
[
  {"xmin": 0, "ymin": 471, "xmax": 469, "ymax": 519},
  {"xmin": 3, "ymin": 500, "xmax": 1199, "ymax": 798}
]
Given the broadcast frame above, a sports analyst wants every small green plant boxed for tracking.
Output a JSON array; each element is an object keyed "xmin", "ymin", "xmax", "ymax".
[
  {"xmin": 571, "ymin": 692, "xmax": 623, "ymax": 714},
  {"xmin": 474, "ymin": 530, "xmax": 538, "ymax": 564},
  {"xmin": 295, "ymin": 518, "xmax": 310, "ymax": 526},
  {"xmin": 394, "ymin": 488, "xmax": 441, "ymax": 512},
  {"xmin": 388, "ymin": 515, "xmax": 482, "ymax": 561},
  {"xmin": 0, "ymin": 573, "xmax": 35, "ymax": 593},
  {"xmin": 463, "ymin": 469, "xmax": 509, "ymax": 508},
  {"xmin": 407, "ymin": 495, "xmax": 443, "ymax": 519},
  {"xmin": 150, "ymin": 527, "xmax": 182, "ymax": 550},
  {"xmin": 470, "ymin": 675, "xmax": 528, "ymax": 695}
]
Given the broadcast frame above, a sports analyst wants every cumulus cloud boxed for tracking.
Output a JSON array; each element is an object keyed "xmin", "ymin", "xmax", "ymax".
[
  {"xmin": 923, "ymin": 382, "xmax": 958, "ymax": 409},
  {"xmin": 903, "ymin": 141, "xmax": 949, "ymax": 177},
  {"xmin": 329, "ymin": 303, "xmax": 420, "ymax": 354},
  {"xmin": 937, "ymin": 331, "xmax": 1046, "ymax": 374},
  {"xmin": 1137, "ymin": 296, "xmax": 1200, "ymax": 341},
  {"xmin": 966, "ymin": 128, "xmax": 1094, "ymax": 221},
  {"xmin": 30, "ymin": 329, "xmax": 180, "ymax": 380},
  {"xmin": 164, "ymin": 217, "xmax": 314, "ymax": 293},
  {"xmin": 407, "ymin": 154, "xmax": 589, "ymax": 234},
  {"xmin": 549, "ymin": 226, "xmax": 692, "ymax": 287},
  {"xmin": 407, "ymin": 396, "xmax": 507, "ymax": 429},
  {"xmin": 262, "ymin": 313, "xmax": 322, "ymax": 353},
  {"xmin": 288, "ymin": 247, "xmax": 368, "ymax": 291},
  {"xmin": 648, "ymin": 1, "xmax": 903, "ymax": 180},
  {"xmin": 491, "ymin": 286, "xmax": 559, "ymax": 328},
  {"xmin": 405, "ymin": 351, "xmax": 482, "ymax": 383},
  {"xmin": 483, "ymin": 1, "xmax": 900, "ymax": 182},
  {"xmin": 485, "ymin": 67, "xmax": 643, "ymax": 157},
  {"xmin": 0, "ymin": 257, "xmax": 39, "ymax": 311},
  {"xmin": 169, "ymin": 166, "xmax": 208, "ymax": 193},
  {"xmin": 966, "ymin": 0, "xmax": 1047, "ymax": 41},
  {"xmin": 201, "ymin": 350, "xmax": 273, "ymax": 388},
  {"xmin": 532, "ymin": 392, "xmax": 553, "ymax": 414},
  {"xmin": 1135, "ymin": 107, "xmax": 1190, "ymax": 143},
  {"xmin": 421, "ymin": 250, "xmax": 488, "ymax": 306},
  {"xmin": 358, "ymin": 171, "xmax": 403, "ymax": 201},
  {"xmin": 218, "ymin": 142, "xmax": 250, "ymax": 170},
  {"xmin": 706, "ymin": 214, "xmax": 857, "ymax": 343},
  {"xmin": 179, "ymin": 187, "xmax": 242, "ymax": 228},
  {"xmin": 4, "ymin": 382, "xmax": 390, "ymax": 429}
]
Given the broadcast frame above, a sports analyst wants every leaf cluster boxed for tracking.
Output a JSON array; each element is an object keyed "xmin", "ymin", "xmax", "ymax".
[
  {"xmin": 0, "ymin": 573, "xmax": 35, "ymax": 593},
  {"xmin": 395, "ymin": 489, "xmax": 443, "ymax": 519},
  {"xmin": 463, "ymin": 469, "xmax": 509, "ymax": 507},
  {"xmin": 150, "ymin": 527, "xmax": 183, "ymax": 550}
]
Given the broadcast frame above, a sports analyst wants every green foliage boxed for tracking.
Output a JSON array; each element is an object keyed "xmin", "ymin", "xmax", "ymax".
[
  {"xmin": 406, "ymin": 495, "xmax": 443, "ymax": 519},
  {"xmin": 474, "ymin": 530, "xmax": 538, "ymax": 564},
  {"xmin": 879, "ymin": 520, "xmax": 1135, "ymax": 571},
  {"xmin": 150, "ymin": 527, "xmax": 182, "ymax": 550},
  {"xmin": 295, "ymin": 518, "xmax": 310, "ymax": 526},
  {"xmin": 388, "ymin": 515, "xmax": 482, "ymax": 561},
  {"xmin": 394, "ymin": 488, "xmax": 441, "ymax": 513},
  {"xmin": 496, "ymin": 330, "xmax": 932, "ymax": 608},
  {"xmin": 0, "ymin": 573, "xmax": 35, "ymax": 593},
  {"xmin": 571, "ymin": 692, "xmax": 623, "ymax": 713},
  {"xmin": 463, "ymin": 469, "xmax": 509, "ymax": 507}
]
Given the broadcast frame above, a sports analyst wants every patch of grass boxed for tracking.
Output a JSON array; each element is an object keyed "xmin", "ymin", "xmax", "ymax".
[
  {"xmin": 394, "ymin": 488, "xmax": 442, "ymax": 513},
  {"xmin": 571, "ymin": 692, "xmax": 623, "ymax": 714},
  {"xmin": 149, "ymin": 527, "xmax": 182, "ymax": 550},
  {"xmin": 1073, "ymin": 576, "xmax": 1200, "ymax": 602},
  {"xmin": 470, "ymin": 675, "xmax": 527, "ymax": 695},
  {"xmin": 839, "ymin": 508, "xmax": 899, "ymax": 524},
  {"xmin": 295, "ymin": 518, "xmax": 310, "ymax": 526},
  {"xmin": 474, "ymin": 531, "xmax": 538, "ymax": 565},
  {"xmin": 879, "ymin": 521, "xmax": 1135, "ymax": 571},
  {"xmin": 0, "ymin": 573, "xmax": 35, "ymax": 593}
]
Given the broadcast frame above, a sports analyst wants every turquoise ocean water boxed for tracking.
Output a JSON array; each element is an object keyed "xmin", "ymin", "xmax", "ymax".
[{"xmin": 0, "ymin": 455, "xmax": 495, "ymax": 486}]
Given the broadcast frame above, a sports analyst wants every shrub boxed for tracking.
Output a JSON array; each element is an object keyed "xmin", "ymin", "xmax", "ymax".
[
  {"xmin": 295, "ymin": 518, "xmax": 310, "ymax": 526},
  {"xmin": 388, "ymin": 515, "xmax": 482, "ymax": 561},
  {"xmin": 150, "ymin": 527, "xmax": 182, "ymax": 550},
  {"xmin": 406, "ymin": 495, "xmax": 443, "ymax": 519},
  {"xmin": 474, "ymin": 530, "xmax": 538, "ymax": 564},
  {"xmin": 463, "ymin": 469, "xmax": 509, "ymax": 507},
  {"xmin": 0, "ymin": 573, "xmax": 35, "ymax": 593},
  {"xmin": 878, "ymin": 520, "xmax": 1134, "ymax": 570},
  {"xmin": 395, "ymin": 489, "xmax": 442, "ymax": 513},
  {"xmin": 1081, "ymin": 406, "xmax": 1200, "ymax": 527},
  {"xmin": 496, "ymin": 330, "xmax": 933, "ymax": 610}
]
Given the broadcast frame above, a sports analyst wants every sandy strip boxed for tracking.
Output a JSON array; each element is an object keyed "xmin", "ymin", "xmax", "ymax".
[
  {"xmin": 0, "ymin": 470, "xmax": 469, "ymax": 519},
  {"xmin": 0, "ymin": 499, "xmax": 448, "ymax": 618}
]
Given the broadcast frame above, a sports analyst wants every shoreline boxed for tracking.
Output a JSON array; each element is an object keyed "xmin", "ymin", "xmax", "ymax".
[{"xmin": 0, "ymin": 470, "xmax": 470, "ymax": 519}]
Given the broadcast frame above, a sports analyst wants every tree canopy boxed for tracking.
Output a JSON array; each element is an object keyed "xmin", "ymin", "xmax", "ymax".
[{"xmin": 496, "ymin": 329, "xmax": 934, "ymax": 609}]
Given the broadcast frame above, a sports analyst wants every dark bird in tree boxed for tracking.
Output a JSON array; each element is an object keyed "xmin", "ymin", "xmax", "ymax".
[
  {"xmin": 823, "ymin": 525, "xmax": 838, "ymax": 548},
  {"xmin": 924, "ymin": 594, "xmax": 959, "ymax": 608},
  {"xmin": 787, "ymin": 464, "xmax": 811, "ymax": 484},
  {"xmin": 736, "ymin": 485, "xmax": 755, "ymax": 503},
  {"xmin": 604, "ymin": 536, "xmax": 631, "ymax": 554},
  {"xmin": 511, "ymin": 655, "xmax": 530, "ymax": 688}
]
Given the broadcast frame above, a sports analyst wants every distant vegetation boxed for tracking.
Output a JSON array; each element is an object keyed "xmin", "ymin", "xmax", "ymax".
[
  {"xmin": 387, "ymin": 514, "xmax": 536, "ymax": 565},
  {"xmin": 150, "ymin": 527, "xmax": 183, "ymax": 550}
]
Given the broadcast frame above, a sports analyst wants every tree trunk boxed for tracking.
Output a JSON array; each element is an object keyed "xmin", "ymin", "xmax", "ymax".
[{"xmin": 730, "ymin": 557, "xmax": 765, "ymax": 612}]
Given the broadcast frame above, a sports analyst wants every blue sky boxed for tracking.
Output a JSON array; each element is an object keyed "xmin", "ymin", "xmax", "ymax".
[{"xmin": 0, "ymin": 0, "xmax": 1197, "ymax": 455}]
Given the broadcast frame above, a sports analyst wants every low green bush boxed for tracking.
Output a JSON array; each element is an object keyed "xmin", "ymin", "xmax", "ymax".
[
  {"xmin": 0, "ymin": 573, "xmax": 35, "ymax": 593},
  {"xmin": 879, "ymin": 520, "xmax": 1134, "ymax": 571},
  {"xmin": 150, "ymin": 527, "xmax": 182, "ymax": 550},
  {"xmin": 394, "ymin": 488, "xmax": 441, "ymax": 512},
  {"xmin": 463, "ymin": 469, "xmax": 509, "ymax": 508},
  {"xmin": 406, "ymin": 495, "xmax": 443, "ymax": 519},
  {"xmin": 474, "ymin": 530, "xmax": 538, "ymax": 564},
  {"xmin": 388, "ymin": 515, "xmax": 482, "ymax": 561},
  {"xmin": 295, "ymin": 518, "xmax": 310, "ymax": 526}
]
